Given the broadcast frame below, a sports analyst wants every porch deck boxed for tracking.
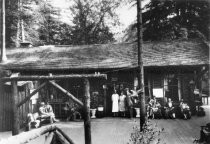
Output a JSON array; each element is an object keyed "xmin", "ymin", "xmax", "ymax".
[{"xmin": 0, "ymin": 105, "xmax": 209, "ymax": 144}]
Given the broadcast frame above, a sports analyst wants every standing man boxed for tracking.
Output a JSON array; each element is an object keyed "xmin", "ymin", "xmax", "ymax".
[{"xmin": 125, "ymin": 88, "xmax": 134, "ymax": 118}]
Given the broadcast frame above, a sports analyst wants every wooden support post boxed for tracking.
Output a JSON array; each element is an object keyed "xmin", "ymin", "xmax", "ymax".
[
  {"xmin": 103, "ymin": 85, "xmax": 107, "ymax": 115},
  {"xmin": 148, "ymin": 73, "xmax": 152, "ymax": 99},
  {"xmin": 49, "ymin": 81, "xmax": 84, "ymax": 107},
  {"xmin": 84, "ymin": 78, "xmax": 91, "ymax": 144},
  {"xmin": 18, "ymin": 82, "xmax": 47, "ymax": 107},
  {"xmin": 11, "ymin": 81, "xmax": 19, "ymax": 135},
  {"xmin": 178, "ymin": 75, "xmax": 182, "ymax": 101}
]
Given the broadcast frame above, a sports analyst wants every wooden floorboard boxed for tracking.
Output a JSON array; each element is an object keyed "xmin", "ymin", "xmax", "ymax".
[{"xmin": 0, "ymin": 105, "xmax": 209, "ymax": 144}]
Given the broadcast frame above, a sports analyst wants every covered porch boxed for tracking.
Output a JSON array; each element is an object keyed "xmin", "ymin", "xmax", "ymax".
[{"xmin": 1, "ymin": 105, "xmax": 209, "ymax": 144}]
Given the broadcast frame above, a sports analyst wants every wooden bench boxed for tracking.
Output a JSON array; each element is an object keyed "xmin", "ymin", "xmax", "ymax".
[{"xmin": 26, "ymin": 113, "xmax": 52, "ymax": 131}]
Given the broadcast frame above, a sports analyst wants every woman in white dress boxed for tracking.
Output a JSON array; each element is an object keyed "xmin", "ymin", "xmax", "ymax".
[
  {"xmin": 119, "ymin": 91, "xmax": 126, "ymax": 117},
  {"xmin": 112, "ymin": 89, "xmax": 119, "ymax": 117}
]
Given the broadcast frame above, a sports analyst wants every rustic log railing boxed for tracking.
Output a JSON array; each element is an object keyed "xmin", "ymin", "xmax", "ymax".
[
  {"xmin": 1, "ymin": 73, "xmax": 106, "ymax": 144},
  {"xmin": 0, "ymin": 125, "xmax": 75, "ymax": 144}
]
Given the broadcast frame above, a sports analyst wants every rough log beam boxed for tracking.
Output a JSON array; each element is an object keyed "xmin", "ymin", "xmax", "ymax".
[
  {"xmin": 0, "ymin": 125, "xmax": 75, "ymax": 144},
  {"xmin": 84, "ymin": 78, "xmax": 92, "ymax": 144},
  {"xmin": 12, "ymin": 81, "xmax": 19, "ymax": 135},
  {"xmin": 49, "ymin": 81, "xmax": 84, "ymax": 107},
  {"xmin": 17, "ymin": 82, "xmax": 47, "ymax": 107},
  {"xmin": 44, "ymin": 132, "xmax": 54, "ymax": 144},
  {"xmin": 1, "ymin": 74, "xmax": 107, "ymax": 82},
  {"xmin": 56, "ymin": 127, "xmax": 75, "ymax": 144}
]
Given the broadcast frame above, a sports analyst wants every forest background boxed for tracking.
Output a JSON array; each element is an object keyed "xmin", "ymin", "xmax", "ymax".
[{"xmin": 3, "ymin": 0, "xmax": 209, "ymax": 48}]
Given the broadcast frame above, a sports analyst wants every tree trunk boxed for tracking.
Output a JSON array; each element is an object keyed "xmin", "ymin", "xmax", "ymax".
[
  {"xmin": 137, "ymin": 0, "xmax": 146, "ymax": 131},
  {"xmin": 16, "ymin": 0, "xmax": 20, "ymax": 47},
  {"xmin": 83, "ymin": 78, "xmax": 91, "ymax": 144},
  {"xmin": 20, "ymin": 0, "xmax": 25, "ymax": 42},
  {"xmin": 1, "ymin": 0, "xmax": 7, "ymax": 62}
]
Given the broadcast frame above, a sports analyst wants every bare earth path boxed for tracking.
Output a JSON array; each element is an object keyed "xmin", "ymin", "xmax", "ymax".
[{"xmin": 0, "ymin": 106, "xmax": 209, "ymax": 144}]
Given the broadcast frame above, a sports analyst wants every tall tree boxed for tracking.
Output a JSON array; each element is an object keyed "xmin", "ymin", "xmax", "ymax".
[
  {"xmin": 124, "ymin": 0, "xmax": 210, "ymax": 42},
  {"xmin": 137, "ymin": 0, "xmax": 146, "ymax": 131},
  {"xmin": 69, "ymin": 0, "xmax": 123, "ymax": 45}
]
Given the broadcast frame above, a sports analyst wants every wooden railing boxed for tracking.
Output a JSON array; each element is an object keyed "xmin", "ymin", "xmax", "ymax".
[{"xmin": 0, "ymin": 125, "xmax": 75, "ymax": 144}]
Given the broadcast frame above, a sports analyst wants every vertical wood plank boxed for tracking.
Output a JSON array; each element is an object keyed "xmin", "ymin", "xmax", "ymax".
[
  {"xmin": 12, "ymin": 81, "xmax": 20, "ymax": 135},
  {"xmin": 84, "ymin": 78, "xmax": 91, "ymax": 144}
]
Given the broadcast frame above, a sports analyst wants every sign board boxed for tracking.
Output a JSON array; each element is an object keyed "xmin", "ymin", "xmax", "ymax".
[{"xmin": 153, "ymin": 88, "xmax": 164, "ymax": 98}]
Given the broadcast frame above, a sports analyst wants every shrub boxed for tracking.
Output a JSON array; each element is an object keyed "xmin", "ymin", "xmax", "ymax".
[{"xmin": 128, "ymin": 121, "xmax": 165, "ymax": 144}]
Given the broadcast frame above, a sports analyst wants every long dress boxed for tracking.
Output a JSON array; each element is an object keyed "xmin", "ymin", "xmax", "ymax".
[
  {"xmin": 119, "ymin": 95, "xmax": 126, "ymax": 112},
  {"xmin": 112, "ymin": 93, "xmax": 119, "ymax": 112}
]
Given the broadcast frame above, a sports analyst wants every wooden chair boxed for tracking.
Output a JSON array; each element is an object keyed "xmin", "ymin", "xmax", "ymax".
[{"xmin": 200, "ymin": 124, "xmax": 210, "ymax": 143}]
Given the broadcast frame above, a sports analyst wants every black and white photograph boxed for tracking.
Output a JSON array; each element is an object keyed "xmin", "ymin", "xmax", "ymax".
[{"xmin": 0, "ymin": 0, "xmax": 209, "ymax": 144}]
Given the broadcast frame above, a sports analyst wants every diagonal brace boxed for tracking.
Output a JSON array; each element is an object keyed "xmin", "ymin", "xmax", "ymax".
[
  {"xmin": 49, "ymin": 81, "xmax": 84, "ymax": 107},
  {"xmin": 18, "ymin": 82, "xmax": 47, "ymax": 107}
]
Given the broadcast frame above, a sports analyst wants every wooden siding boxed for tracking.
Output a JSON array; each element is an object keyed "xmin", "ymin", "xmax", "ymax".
[{"xmin": 0, "ymin": 84, "xmax": 31, "ymax": 132}]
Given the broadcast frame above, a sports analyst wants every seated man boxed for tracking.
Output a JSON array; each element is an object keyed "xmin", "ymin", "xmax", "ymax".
[
  {"xmin": 39, "ymin": 102, "xmax": 58, "ymax": 124},
  {"xmin": 179, "ymin": 99, "xmax": 191, "ymax": 120}
]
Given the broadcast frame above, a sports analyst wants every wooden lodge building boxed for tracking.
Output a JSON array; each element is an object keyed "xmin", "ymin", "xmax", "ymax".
[{"xmin": 0, "ymin": 38, "xmax": 209, "ymax": 131}]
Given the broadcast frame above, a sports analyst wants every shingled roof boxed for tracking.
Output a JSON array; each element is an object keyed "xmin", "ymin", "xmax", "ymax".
[{"xmin": 0, "ymin": 39, "xmax": 209, "ymax": 71}]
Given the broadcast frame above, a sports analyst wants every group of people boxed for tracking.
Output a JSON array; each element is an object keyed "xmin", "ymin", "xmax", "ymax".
[
  {"xmin": 147, "ymin": 97, "xmax": 192, "ymax": 120},
  {"xmin": 111, "ymin": 88, "xmax": 140, "ymax": 118},
  {"xmin": 39, "ymin": 101, "xmax": 59, "ymax": 123},
  {"xmin": 27, "ymin": 101, "xmax": 58, "ymax": 130}
]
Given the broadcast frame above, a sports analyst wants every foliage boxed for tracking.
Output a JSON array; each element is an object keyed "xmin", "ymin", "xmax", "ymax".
[
  {"xmin": 128, "ymin": 120, "xmax": 164, "ymax": 144},
  {"xmin": 123, "ymin": 0, "xmax": 210, "ymax": 42},
  {"xmin": 5, "ymin": 0, "xmax": 126, "ymax": 47},
  {"xmin": 5, "ymin": 0, "xmax": 72, "ymax": 47},
  {"xmin": 69, "ymin": 0, "xmax": 123, "ymax": 45}
]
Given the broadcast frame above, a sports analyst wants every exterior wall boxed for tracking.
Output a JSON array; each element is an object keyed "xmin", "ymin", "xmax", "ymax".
[
  {"xmin": 0, "ymin": 83, "xmax": 31, "ymax": 132},
  {"xmin": 146, "ymin": 70, "xmax": 196, "ymax": 106}
]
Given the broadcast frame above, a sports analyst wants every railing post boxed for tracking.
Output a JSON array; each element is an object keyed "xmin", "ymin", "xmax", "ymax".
[
  {"xmin": 84, "ymin": 78, "xmax": 91, "ymax": 144},
  {"xmin": 12, "ymin": 80, "xmax": 19, "ymax": 135}
]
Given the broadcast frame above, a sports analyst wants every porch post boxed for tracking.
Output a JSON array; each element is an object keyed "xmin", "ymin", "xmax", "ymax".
[
  {"xmin": 103, "ymin": 85, "xmax": 107, "ymax": 115},
  {"xmin": 84, "ymin": 78, "xmax": 91, "ymax": 144},
  {"xmin": 11, "ymin": 80, "xmax": 20, "ymax": 135},
  {"xmin": 148, "ymin": 73, "xmax": 152, "ymax": 99},
  {"xmin": 178, "ymin": 75, "xmax": 182, "ymax": 101}
]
